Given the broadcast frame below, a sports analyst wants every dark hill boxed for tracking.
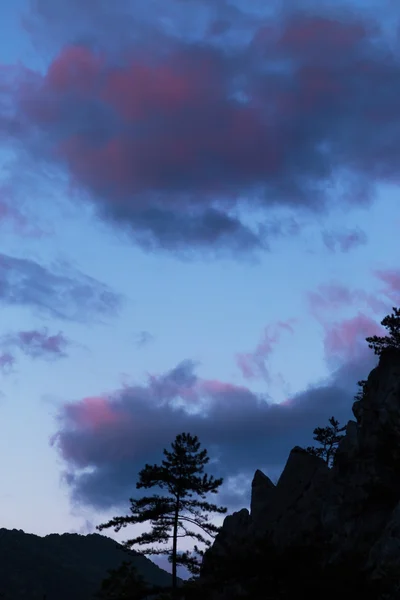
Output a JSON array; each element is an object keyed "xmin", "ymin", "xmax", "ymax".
[{"xmin": 0, "ymin": 528, "xmax": 181, "ymax": 599}]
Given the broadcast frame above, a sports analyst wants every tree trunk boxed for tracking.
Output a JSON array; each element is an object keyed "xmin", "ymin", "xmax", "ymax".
[{"xmin": 172, "ymin": 496, "xmax": 179, "ymax": 598}]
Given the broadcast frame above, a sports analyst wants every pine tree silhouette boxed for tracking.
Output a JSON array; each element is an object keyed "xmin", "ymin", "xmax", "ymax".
[
  {"xmin": 97, "ymin": 433, "xmax": 227, "ymax": 598},
  {"xmin": 305, "ymin": 417, "xmax": 346, "ymax": 467},
  {"xmin": 366, "ymin": 307, "xmax": 400, "ymax": 355}
]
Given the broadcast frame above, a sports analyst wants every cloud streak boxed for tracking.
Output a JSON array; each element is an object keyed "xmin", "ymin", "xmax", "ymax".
[
  {"xmin": 236, "ymin": 320, "xmax": 295, "ymax": 382},
  {"xmin": 0, "ymin": 328, "xmax": 70, "ymax": 360},
  {"xmin": 307, "ymin": 272, "xmax": 399, "ymax": 320},
  {"xmin": 0, "ymin": 253, "xmax": 121, "ymax": 322}
]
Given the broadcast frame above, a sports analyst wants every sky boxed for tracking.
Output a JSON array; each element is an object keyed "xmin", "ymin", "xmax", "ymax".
[{"xmin": 0, "ymin": 0, "xmax": 399, "ymax": 579}]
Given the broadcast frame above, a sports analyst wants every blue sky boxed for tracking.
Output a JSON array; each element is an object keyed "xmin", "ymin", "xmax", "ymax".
[{"xmin": 0, "ymin": 0, "xmax": 399, "ymax": 578}]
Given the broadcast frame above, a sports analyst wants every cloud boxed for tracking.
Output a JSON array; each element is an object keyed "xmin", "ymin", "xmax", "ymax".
[
  {"xmin": 322, "ymin": 228, "xmax": 368, "ymax": 253},
  {"xmin": 2, "ymin": 6, "xmax": 399, "ymax": 255},
  {"xmin": 307, "ymin": 269, "xmax": 400, "ymax": 326},
  {"xmin": 0, "ymin": 328, "xmax": 70, "ymax": 360},
  {"xmin": 51, "ymin": 344, "xmax": 377, "ymax": 511},
  {"xmin": 0, "ymin": 253, "xmax": 121, "ymax": 321},
  {"xmin": 374, "ymin": 269, "xmax": 400, "ymax": 305},
  {"xmin": 134, "ymin": 330, "xmax": 155, "ymax": 348},
  {"xmin": 306, "ymin": 276, "xmax": 394, "ymax": 368},
  {"xmin": 0, "ymin": 186, "xmax": 44, "ymax": 238},
  {"xmin": 22, "ymin": 0, "xmax": 258, "ymax": 53},
  {"xmin": 323, "ymin": 312, "xmax": 383, "ymax": 366},
  {"xmin": 236, "ymin": 319, "xmax": 295, "ymax": 381},
  {"xmin": 307, "ymin": 282, "xmax": 389, "ymax": 319},
  {"xmin": 0, "ymin": 352, "xmax": 15, "ymax": 374},
  {"xmin": 68, "ymin": 518, "xmax": 96, "ymax": 535}
]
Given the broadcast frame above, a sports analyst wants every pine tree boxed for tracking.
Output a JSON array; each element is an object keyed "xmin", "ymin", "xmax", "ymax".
[
  {"xmin": 95, "ymin": 561, "xmax": 153, "ymax": 599},
  {"xmin": 366, "ymin": 307, "xmax": 400, "ymax": 355},
  {"xmin": 305, "ymin": 417, "xmax": 346, "ymax": 467},
  {"xmin": 97, "ymin": 433, "xmax": 227, "ymax": 598}
]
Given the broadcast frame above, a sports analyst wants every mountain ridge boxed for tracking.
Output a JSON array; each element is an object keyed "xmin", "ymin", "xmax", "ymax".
[{"xmin": 0, "ymin": 527, "xmax": 181, "ymax": 599}]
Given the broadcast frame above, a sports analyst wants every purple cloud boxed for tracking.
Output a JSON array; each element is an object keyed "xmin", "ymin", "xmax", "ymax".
[
  {"xmin": 1, "ymin": 4, "xmax": 398, "ymax": 256},
  {"xmin": 0, "ymin": 328, "xmax": 70, "ymax": 360},
  {"xmin": 0, "ymin": 352, "xmax": 15, "ymax": 374}
]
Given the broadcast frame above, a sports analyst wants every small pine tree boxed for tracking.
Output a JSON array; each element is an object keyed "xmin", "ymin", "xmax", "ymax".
[
  {"xmin": 95, "ymin": 560, "xmax": 152, "ymax": 599},
  {"xmin": 366, "ymin": 307, "xmax": 400, "ymax": 355},
  {"xmin": 97, "ymin": 433, "xmax": 227, "ymax": 598},
  {"xmin": 305, "ymin": 417, "xmax": 346, "ymax": 467}
]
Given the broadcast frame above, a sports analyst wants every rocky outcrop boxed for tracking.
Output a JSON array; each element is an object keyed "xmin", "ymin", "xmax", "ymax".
[
  {"xmin": 200, "ymin": 508, "xmax": 251, "ymax": 578},
  {"xmin": 200, "ymin": 348, "xmax": 400, "ymax": 598},
  {"xmin": 250, "ymin": 469, "xmax": 275, "ymax": 521}
]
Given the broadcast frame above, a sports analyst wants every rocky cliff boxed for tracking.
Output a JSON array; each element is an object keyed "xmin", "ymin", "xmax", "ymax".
[{"xmin": 199, "ymin": 348, "xmax": 400, "ymax": 599}]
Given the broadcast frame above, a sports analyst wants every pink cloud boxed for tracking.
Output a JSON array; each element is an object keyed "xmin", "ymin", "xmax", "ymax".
[
  {"xmin": 323, "ymin": 312, "xmax": 383, "ymax": 364},
  {"xmin": 63, "ymin": 396, "xmax": 124, "ymax": 431},
  {"xmin": 374, "ymin": 269, "xmax": 400, "ymax": 304},
  {"xmin": 46, "ymin": 45, "xmax": 105, "ymax": 96},
  {"xmin": 236, "ymin": 320, "xmax": 296, "ymax": 382},
  {"xmin": 308, "ymin": 283, "xmax": 387, "ymax": 318}
]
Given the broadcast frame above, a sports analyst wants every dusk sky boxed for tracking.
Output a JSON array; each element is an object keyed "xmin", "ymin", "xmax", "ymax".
[{"xmin": 0, "ymin": 0, "xmax": 399, "ymax": 578}]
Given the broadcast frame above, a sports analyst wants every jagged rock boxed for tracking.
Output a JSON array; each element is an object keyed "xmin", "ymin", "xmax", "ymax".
[
  {"xmin": 335, "ymin": 419, "xmax": 359, "ymax": 465},
  {"xmin": 200, "ymin": 349, "xmax": 400, "ymax": 599},
  {"xmin": 250, "ymin": 469, "xmax": 275, "ymax": 521},
  {"xmin": 272, "ymin": 450, "xmax": 330, "ymax": 548},
  {"xmin": 249, "ymin": 447, "xmax": 330, "ymax": 545},
  {"xmin": 200, "ymin": 509, "xmax": 251, "ymax": 577},
  {"xmin": 275, "ymin": 446, "xmax": 327, "ymax": 503}
]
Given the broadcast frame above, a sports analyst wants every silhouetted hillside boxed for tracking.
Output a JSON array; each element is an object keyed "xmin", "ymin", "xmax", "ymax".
[{"xmin": 0, "ymin": 528, "xmax": 180, "ymax": 599}]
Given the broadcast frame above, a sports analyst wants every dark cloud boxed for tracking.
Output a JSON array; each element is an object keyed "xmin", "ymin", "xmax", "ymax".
[
  {"xmin": 51, "ymin": 347, "xmax": 377, "ymax": 512},
  {"xmin": 2, "ymin": 3, "xmax": 398, "ymax": 255},
  {"xmin": 23, "ymin": 0, "xmax": 258, "ymax": 53},
  {"xmin": 0, "ymin": 328, "xmax": 70, "ymax": 360},
  {"xmin": 0, "ymin": 253, "xmax": 121, "ymax": 322}
]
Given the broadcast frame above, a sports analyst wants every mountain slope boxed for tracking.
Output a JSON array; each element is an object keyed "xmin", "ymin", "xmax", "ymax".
[{"xmin": 0, "ymin": 528, "xmax": 181, "ymax": 599}]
